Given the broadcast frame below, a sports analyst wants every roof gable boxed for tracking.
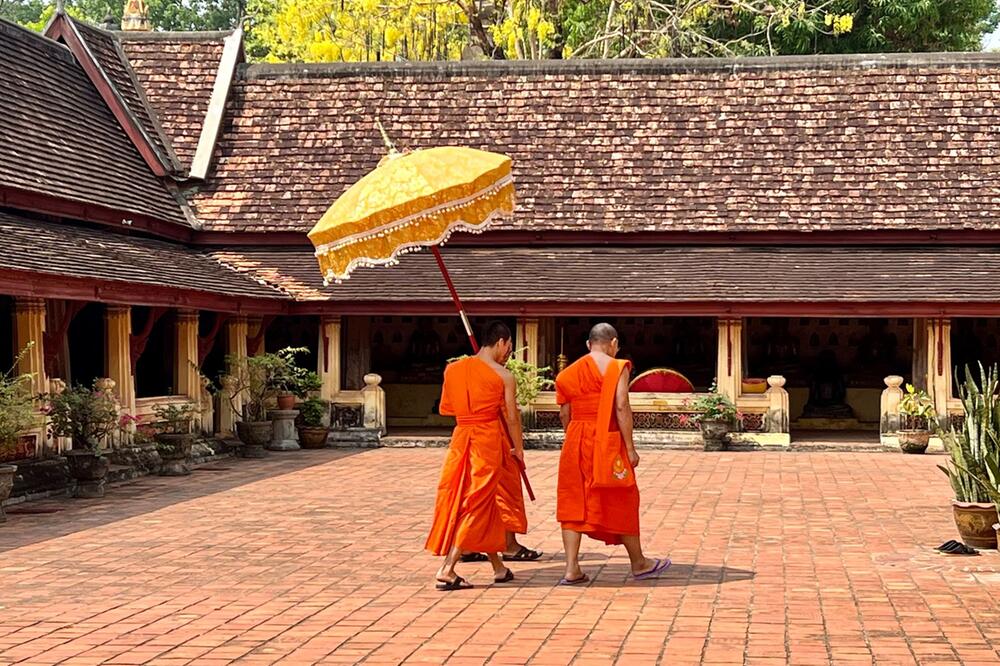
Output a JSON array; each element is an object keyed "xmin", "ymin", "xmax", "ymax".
[
  {"xmin": 0, "ymin": 18, "xmax": 189, "ymax": 230},
  {"xmin": 44, "ymin": 13, "xmax": 179, "ymax": 176},
  {"xmin": 118, "ymin": 30, "xmax": 236, "ymax": 170}
]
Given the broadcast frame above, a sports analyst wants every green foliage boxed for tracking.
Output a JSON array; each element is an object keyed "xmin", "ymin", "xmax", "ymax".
[
  {"xmin": 937, "ymin": 363, "xmax": 1000, "ymax": 503},
  {"xmin": 41, "ymin": 380, "xmax": 121, "ymax": 451},
  {"xmin": 151, "ymin": 401, "xmax": 199, "ymax": 434},
  {"xmin": 271, "ymin": 347, "xmax": 320, "ymax": 397},
  {"xmin": 689, "ymin": 382, "xmax": 738, "ymax": 423},
  {"xmin": 4, "ymin": 0, "xmax": 242, "ymax": 32},
  {"xmin": 899, "ymin": 383, "xmax": 936, "ymax": 428},
  {"xmin": 448, "ymin": 348, "xmax": 554, "ymax": 408},
  {"xmin": 222, "ymin": 352, "xmax": 282, "ymax": 421},
  {"xmin": 505, "ymin": 350, "xmax": 554, "ymax": 408},
  {"xmin": 298, "ymin": 396, "xmax": 328, "ymax": 427},
  {"xmin": 0, "ymin": 344, "xmax": 37, "ymax": 453}
]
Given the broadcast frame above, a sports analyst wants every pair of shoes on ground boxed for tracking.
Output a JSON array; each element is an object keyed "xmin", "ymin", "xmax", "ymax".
[{"xmin": 436, "ymin": 567, "xmax": 514, "ymax": 591}]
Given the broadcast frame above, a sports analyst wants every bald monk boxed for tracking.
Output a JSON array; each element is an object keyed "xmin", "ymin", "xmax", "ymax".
[
  {"xmin": 555, "ymin": 322, "xmax": 671, "ymax": 585},
  {"xmin": 426, "ymin": 321, "xmax": 525, "ymax": 590}
]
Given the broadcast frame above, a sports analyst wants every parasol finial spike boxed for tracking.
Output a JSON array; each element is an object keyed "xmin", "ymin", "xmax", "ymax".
[{"xmin": 374, "ymin": 116, "xmax": 398, "ymax": 155}]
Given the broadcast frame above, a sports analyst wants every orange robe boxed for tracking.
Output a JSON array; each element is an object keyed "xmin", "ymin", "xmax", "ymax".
[
  {"xmin": 425, "ymin": 357, "xmax": 525, "ymax": 556},
  {"xmin": 556, "ymin": 355, "xmax": 640, "ymax": 545}
]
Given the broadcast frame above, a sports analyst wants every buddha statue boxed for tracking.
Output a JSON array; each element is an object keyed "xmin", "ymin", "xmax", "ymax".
[{"xmin": 802, "ymin": 349, "xmax": 855, "ymax": 419}]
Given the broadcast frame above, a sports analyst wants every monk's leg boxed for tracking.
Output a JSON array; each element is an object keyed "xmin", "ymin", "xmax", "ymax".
[
  {"xmin": 486, "ymin": 553, "xmax": 512, "ymax": 582},
  {"xmin": 561, "ymin": 529, "xmax": 584, "ymax": 580},
  {"xmin": 436, "ymin": 545, "xmax": 464, "ymax": 583},
  {"xmin": 620, "ymin": 536, "xmax": 658, "ymax": 575}
]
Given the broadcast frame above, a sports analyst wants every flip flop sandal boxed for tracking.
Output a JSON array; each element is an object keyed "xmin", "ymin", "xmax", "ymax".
[
  {"xmin": 494, "ymin": 568, "xmax": 515, "ymax": 584},
  {"xmin": 435, "ymin": 576, "xmax": 474, "ymax": 591},
  {"xmin": 558, "ymin": 573, "xmax": 590, "ymax": 586},
  {"xmin": 936, "ymin": 541, "xmax": 979, "ymax": 555},
  {"xmin": 633, "ymin": 558, "xmax": 672, "ymax": 580},
  {"xmin": 503, "ymin": 546, "xmax": 543, "ymax": 562},
  {"xmin": 460, "ymin": 553, "xmax": 489, "ymax": 563}
]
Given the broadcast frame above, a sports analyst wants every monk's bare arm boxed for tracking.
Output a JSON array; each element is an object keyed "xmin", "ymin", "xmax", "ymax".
[
  {"xmin": 501, "ymin": 369, "xmax": 525, "ymax": 459},
  {"xmin": 615, "ymin": 371, "xmax": 639, "ymax": 466},
  {"xmin": 559, "ymin": 404, "xmax": 571, "ymax": 430}
]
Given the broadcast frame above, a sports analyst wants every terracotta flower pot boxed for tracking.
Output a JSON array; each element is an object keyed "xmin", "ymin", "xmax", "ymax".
[
  {"xmin": 64, "ymin": 450, "xmax": 110, "ymax": 499},
  {"xmin": 298, "ymin": 426, "xmax": 329, "ymax": 449},
  {"xmin": 277, "ymin": 393, "xmax": 296, "ymax": 410},
  {"xmin": 952, "ymin": 501, "xmax": 999, "ymax": 549},
  {"xmin": 898, "ymin": 429, "xmax": 931, "ymax": 454},
  {"xmin": 700, "ymin": 419, "xmax": 730, "ymax": 452},
  {"xmin": 0, "ymin": 464, "xmax": 16, "ymax": 523},
  {"xmin": 235, "ymin": 421, "xmax": 271, "ymax": 458},
  {"xmin": 155, "ymin": 433, "xmax": 193, "ymax": 476}
]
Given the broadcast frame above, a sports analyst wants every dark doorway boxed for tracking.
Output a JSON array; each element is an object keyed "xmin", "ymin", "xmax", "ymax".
[
  {"xmin": 67, "ymin": 303, "xmax": 105, "ymax": 389},
  {"xmin": 745, "ymin": 317, "xmax": 913, "ymax": 441},
  {"xmin": 0, "ymin": 296, "xmax": 13, "ymax": 374},
  {"xmin": 134, "ymin": 308, "xmax": 176, "ymax": 398}
]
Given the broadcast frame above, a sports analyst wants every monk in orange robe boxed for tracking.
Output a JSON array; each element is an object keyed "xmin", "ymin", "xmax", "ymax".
[
  {"xmin": 555, "ymin": 322, "xmax": 671, "ymax": 585},
  {"xmin": 426, "ymin": 321, "xmax": 525, "ymax": 590}
]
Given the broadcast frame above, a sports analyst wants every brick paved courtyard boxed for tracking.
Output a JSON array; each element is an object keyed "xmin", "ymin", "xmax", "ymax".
[{"xmin": 1, "ymin": 448, "xmax": 999, "ymax": 665}]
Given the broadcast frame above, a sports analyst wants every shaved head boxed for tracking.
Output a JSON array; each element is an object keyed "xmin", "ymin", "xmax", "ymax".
[{"xmin": 588, "ymin": 323, "xmax": 618, "ymax": 344}]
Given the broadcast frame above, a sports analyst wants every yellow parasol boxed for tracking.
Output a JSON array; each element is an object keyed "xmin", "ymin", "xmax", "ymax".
[
  {"xmin": 308, "ymin": 127, "xmax": 533, "ymax": 500},
  {"xmin": 308, "ymin": 124, "xmax": 515, "ymax": 353}
]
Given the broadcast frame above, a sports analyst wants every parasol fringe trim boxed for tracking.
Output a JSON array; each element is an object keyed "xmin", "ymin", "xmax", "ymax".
[
  {"xmin": 313, "ymin": 175, "xmax": 514, "ymax": 256},
  {"xmin": 320, "ymin": 207, "xmax": 513, "ymax": 286}
]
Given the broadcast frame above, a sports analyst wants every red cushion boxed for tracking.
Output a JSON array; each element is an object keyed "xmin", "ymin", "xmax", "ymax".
[{"xmin": 629, "ymin": 368, "xmax": 695, "ymax": 393}]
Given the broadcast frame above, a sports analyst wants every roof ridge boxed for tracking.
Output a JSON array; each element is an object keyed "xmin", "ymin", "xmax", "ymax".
[
  {"xmin": 115, "ymin": 29, "xmax": 234, "ymax": 41},
  {"xmin": 242, "ymin": 51, "xmax": 1000, "ymax": 80}
]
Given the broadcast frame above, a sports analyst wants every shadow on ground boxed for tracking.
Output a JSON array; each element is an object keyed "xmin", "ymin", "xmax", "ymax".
[
  {"xmin": 453, "ymin": 560, "xmax": 756, "ymax": 589},
  {"xmin": 0, "ymin": 448, "xmax": 368, "ymax": 553}
]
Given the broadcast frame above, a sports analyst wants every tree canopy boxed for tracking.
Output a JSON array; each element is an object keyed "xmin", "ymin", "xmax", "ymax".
[{"xmin": 2, "ymin": 0, "xmax": 997, "ymax": 61}]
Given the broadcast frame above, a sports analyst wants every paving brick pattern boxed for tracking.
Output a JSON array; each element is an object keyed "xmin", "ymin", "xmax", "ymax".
[{"xmin": 1, "ymin": 449, "xmax": 998, "ymax": 665}]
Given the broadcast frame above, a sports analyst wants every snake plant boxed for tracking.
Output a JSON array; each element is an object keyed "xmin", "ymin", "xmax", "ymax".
[{"xmin": 938, "ymin": 363, "xmax": 1000, "ymax": 503}]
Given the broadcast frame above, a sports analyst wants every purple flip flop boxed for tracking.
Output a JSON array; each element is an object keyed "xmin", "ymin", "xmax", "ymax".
[{"xmin": 633, "ymin": 558, "xmax": 672, "ymax": 580}]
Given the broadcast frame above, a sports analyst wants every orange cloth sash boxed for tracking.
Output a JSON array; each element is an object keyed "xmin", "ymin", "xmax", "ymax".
[{"xmin": 592, "ymin": 358, "xmax": 634, "ymax": 489}]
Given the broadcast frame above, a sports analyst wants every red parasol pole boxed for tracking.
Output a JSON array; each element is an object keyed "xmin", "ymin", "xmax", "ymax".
[
  {"xmin": 432, "ymin": 246, "xmax": 479, "ymax": 353},
  {"xmin": 430, "ymin": 245, "xmax": 534, "ymax": 501}
]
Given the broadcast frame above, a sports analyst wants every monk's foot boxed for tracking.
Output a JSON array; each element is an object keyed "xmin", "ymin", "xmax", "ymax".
[
  {"xmin": 632, "ymin": 557, "xmax": 672, "ymax": 580},
  {"xmin": 560, "ymin": 569, "xmax": 588, "ymax": 586},
  {"xmin": 493, "ymin": 567, "xmax": 514, "ymax": 584},
  {"xmin": 502, "ymin": 545, "xmax": 543, "ymax": 562}
]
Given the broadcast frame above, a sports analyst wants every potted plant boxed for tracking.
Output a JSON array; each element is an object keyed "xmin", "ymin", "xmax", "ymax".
[
  {"xmin": 41, "ymin": 381, "xmax": 121, "ymax": 498},
  {"xmin": 151, "ymin": 402, "xmax": 198, "ymax": 476},
  {"xmin": 938, "ymin": 364, "xmax": 1000, "ymax": 549},
  {"xmin": 272, "ymin": 347, "xmax": 315, "ymax": 410},
  {"xmin": 690, "ymin": 384, "xmax": 738, "ymax": 451},
  {"xmin": 297, "ymin": 397, "xmax": 330, "ymax": 449},
  {"xmin": 222, "ymin": 351, "xmax": 287, "ymax": 458},
  {"xmin": 0, "ymin": 344, "xmax": 36, "ymax": 522},
  {"xmin": 898, "ymin": 384, "xmax": 936, "ymax": 454}
]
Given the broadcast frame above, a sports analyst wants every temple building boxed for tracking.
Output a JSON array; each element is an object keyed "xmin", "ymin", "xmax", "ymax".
[{"xmin": 3, "ymin": 3, "xmax": 1000, "ymax": 464}]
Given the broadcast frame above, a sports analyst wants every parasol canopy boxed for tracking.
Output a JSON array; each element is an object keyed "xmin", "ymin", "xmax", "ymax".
[{"xmin": 308, "ymin": 145, "xmax": 515, "ymax": 285}]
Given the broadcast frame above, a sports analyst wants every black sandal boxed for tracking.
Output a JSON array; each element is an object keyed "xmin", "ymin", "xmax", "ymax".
[
  {"xmin": 935, "ymin": 540, "xmax": 979, "ymax": 555},
  {"xmin": 494, "ymin": 568, "xmax": 514, "ymax": 584},
  {"xmin": 460, "ymin": 552, "xmax": 489, "ymax": 563},
  {"xmin": 503, "ymin": 546, "xmax": 543, "ymax": 562},
  {"xmin": 435, "ymin": 576, "xmax": 474, "ymax": 591}
]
